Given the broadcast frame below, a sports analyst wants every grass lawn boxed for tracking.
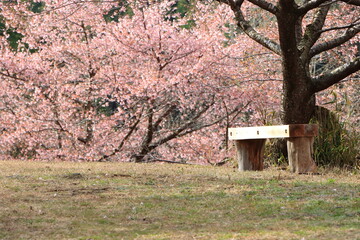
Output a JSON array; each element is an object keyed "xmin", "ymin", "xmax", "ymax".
[{"xmin": 0, "ymin": 160, "xmax": 359, "ymax": 239}]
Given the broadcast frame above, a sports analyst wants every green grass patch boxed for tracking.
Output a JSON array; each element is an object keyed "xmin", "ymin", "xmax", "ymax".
[{"xmin": 0, "ymin": 161, "xmax": 359, "ymax": 239}]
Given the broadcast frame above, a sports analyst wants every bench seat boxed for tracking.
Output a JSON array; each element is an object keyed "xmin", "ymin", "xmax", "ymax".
[{"xmin": 228, "ymin": 124, "xmax": 318, "ymax": 173}]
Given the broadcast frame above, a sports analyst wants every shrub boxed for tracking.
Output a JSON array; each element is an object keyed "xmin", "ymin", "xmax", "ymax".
[
  {"xmin": 8, "ymin": 140, "xmax": 37, "ymax": 160},
  {"xmin": 264, "ymin": 138, "xmax": 288, "ymax": 168},
  {"xmin": 311, "ymin": 106, "xmax": 359, "ymax": 168}
]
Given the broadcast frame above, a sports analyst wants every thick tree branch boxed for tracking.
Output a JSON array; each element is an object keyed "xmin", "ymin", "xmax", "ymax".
[
  {"xmin": 246, "ymin": 0, "xmax": 278, "ymax": 14},
  {"xmin": 141, "ymin": 105, "xmax": 154, "ymax": 152},
  {"xmin": 299, "ymin": 6, "xmax": 330, "ymax": 60},
  {"xmin": 216, "ymin": 0, "xmax": 281, "ymax": 54},
  {"xmin": 310, "ymin": 23, "xmax": 360, "ymax": 58},
  {"xmin": 296, "ymin": 0, "xmax": 333, "ymax": 15},
  {"xmin": 153, "ymin": 104, "xmax": 177, "ymax": 129},
  {"xmin": 97, "ymin": 108, "xmax": 143, "ymax": 162},
  {"xmin": 312, "ymin": 56, "xmax": 360, "ymax": 92},
  {"xmin": 234, "ymin": 8, "xmax": 281, "ymax": 54}
]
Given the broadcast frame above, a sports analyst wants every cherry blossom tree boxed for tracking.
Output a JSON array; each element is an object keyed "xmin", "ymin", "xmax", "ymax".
[{"xmin": 1, "ymin": 0, "xmax": 279, "ymax": 162}]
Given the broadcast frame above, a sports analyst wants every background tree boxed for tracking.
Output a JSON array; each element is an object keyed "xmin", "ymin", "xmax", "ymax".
[{"xmin": 1, "ymin": 0, "xmax": 270, "ymax": 163}]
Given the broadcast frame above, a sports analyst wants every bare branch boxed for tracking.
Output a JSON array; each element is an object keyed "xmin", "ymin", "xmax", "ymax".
[
  {"xmin": 341, "ymin": 0, "xmax": 360, "ymax": 6},
  {"xmin": 320, "ymin": 19, "xmax": 360, "ymax": 33},
  {"xmin": 159, "ymin": 49, "xmax": 198, "ymax": 70},
  {"xmin": 216, "ymin": 0, "xmax": 281, "ymax": 54},
  {"xmin": 177, "ymin": 101, "xmax": 251, "ymax": 137},
  {"xmin": 149, "ymin": 100, "xmax": 216, "ymax": 150},
  {"xmin": 233, "ymin": 9, "xmax": 281, "ymax": 54},
  {"xmin": 0, "ymin": 71, "xmax": 28, "ymax": 82},
  {"xmin": 299, "ymin": 6, "xmax": 330, "ymax": 58},
  {"xmin": 312, "ymin": 56, "xmax": 360, "ymax": 92},
  {"xmin": 310, "ymin": 23, "xmax": 360, "ymax": 58},
  {"xmin": 97, "ymin": 109, "xmax": 143, "ymax": 162},
  {"xmin": 247, "ymin": 0, "xmax": 278, "ymax": 14},
  {"xmin": 296, "ymin": 0, "xmax": 333, "ymax": 15},
  {"xmin": 152, "ymin": 104, "xmax": 177, "ymax": 129}
]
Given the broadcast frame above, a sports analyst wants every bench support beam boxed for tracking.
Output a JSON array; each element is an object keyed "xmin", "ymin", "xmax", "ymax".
[
  {"xmin": 287, "ymin": 137, "xmax": 317, "ymax": 173},
  {"xmin": 235, "ymin": 139, "xmax": 266, "ymax": 171}
]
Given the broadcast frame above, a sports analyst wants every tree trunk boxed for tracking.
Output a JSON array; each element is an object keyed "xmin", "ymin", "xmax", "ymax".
[
  {"xmin": 280, "ymin": 48, "xmax": 318, "ymax": 172},
  {"xmin": 283, "ymin": 81, "xmax": 316, "ymax": 124},
  {"xmin": 277, "ymin": 6, "xmax": 317, "ymax": 173},
  {"xmin": 277, "ymin": 8, "xmax": 316, "ymax": 124}
]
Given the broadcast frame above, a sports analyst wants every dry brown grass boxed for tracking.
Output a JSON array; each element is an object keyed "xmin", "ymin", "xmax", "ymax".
[{"xmin": 0, "ymin": 160, "xmax": 359, "ymax": 239}]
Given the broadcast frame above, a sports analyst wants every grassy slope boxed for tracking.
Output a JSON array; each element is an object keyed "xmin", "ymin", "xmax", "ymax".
[{"xmin": 0, "ymin": 161, "xmax": 359, "ymax": 240}]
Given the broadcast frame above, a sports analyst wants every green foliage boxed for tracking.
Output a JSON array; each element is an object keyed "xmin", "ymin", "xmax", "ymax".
[
  {"xmin": 103, "ymin": 1, "xmax": 134, "ymax": 23},
  {"xmin": 166, "ymin": 0, "xmax": 193, "ymax": 20},
  {"xmin": 179, "ymin": 19, "xmax": 196, "ymax": 29},
  {"xmin": 0, "ymin": 15, "xmax": 38, "ymax": 52},
  {"xmin": 222, "ymin": 22, "xmax": 241, "ymax": 47},
  {"xmin": 92, "ymin": 98, "xmax": 119, "ymax": 117},
  {"xmin": 264, "ymin": 138, "xmax": 288, "ymax": 167},
  {"xmin": 311, "ymin": 106, "xmax": 359, "ymax": 168},
  {"xmin": 165, "ymin": 0, "xmax": 196, "ymax": 29},
  {"xmin": 0, "ymin": 16, "xmax": 24, "ymax": 50},
  {"xmin": 28, "ymin": 1, "xmax": 46, "ymax": 13},
  {"xmin": 6, "ymin": 29, "xmax": 24, "ymax": 50}
]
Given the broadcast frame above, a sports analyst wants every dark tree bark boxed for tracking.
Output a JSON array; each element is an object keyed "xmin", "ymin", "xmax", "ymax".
[
  {"xmin": 216, "ymin": 0, "xmax": 360, "ymax": 124},
  {"xmin": 276, "ymin": 2, "xmax": 317, "ymax": 124}
]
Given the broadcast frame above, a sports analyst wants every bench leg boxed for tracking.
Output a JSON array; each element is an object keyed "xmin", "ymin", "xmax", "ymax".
[
  {"xmin": 287, "ymin": 137, "xmax": 317, "ymax": 173},
  {"xmin": 235, "ymin": 139, "xmax": 266, "ymax": 171}
]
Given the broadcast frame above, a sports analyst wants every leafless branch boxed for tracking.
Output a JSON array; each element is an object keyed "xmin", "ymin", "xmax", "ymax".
[
  {"xmin": 97, "ymin": 107, "xmax": 144, "ymax": 161},
  {"xmin": 312, "ymin": 56, "xmax": 360, "ymax": 92},
  {"xmin": 296, "ymin": 0, "xmax": 333, "ymax": 15},
  {"xmin": 247, "ymin": 0, "xmax": 278, "ymax": 14},
  {"xmin": 310, "ymin": 23, "xmax": 360, "ymax": 58},
  {"xmin": 216, "ymin": 0, "xmax": 281, "ymax": 55}
]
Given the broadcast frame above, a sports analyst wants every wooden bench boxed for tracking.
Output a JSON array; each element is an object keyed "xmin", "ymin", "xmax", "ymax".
[{"xmin": 228, "ymin": 124, "xmax": 318, "ymax": 173}]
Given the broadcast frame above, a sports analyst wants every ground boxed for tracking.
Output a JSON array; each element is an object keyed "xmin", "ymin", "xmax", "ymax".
[{"xmin": 0, "ymin": 160, "xmax": 359, "ymax": 239}]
